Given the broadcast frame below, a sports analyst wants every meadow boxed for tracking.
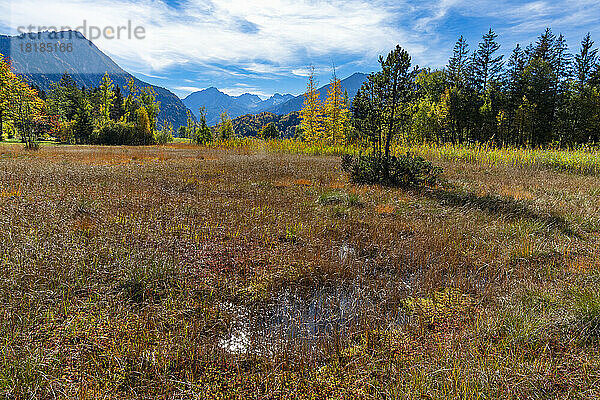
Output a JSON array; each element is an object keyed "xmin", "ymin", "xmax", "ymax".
[{"xmin": 2, "ymin": 141, "xmax": 600, "ymax": 399}]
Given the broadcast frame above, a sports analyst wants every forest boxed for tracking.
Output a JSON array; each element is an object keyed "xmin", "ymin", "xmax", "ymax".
[{"xmin": 300, "ymin": 28, "xmax": 600, "ymax": 149}]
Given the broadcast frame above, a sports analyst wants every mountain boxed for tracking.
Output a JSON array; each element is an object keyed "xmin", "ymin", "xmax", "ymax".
[
  {"xmin": 184, "ymin": 73, "xmax": 366, "ymax": 126},
  {"xmin": 0, "ymin": 31, "xmax": 191, "ymax": 128},
  {"xmin": 183, "ymin": 88, "xmax": 293, "ymax": 125},
  {"xmin": 266, "ymin": 72, "xmax": 368, "ymax": 115}
]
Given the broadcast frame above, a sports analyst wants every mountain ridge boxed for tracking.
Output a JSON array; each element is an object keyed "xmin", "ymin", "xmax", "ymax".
[
  {"xmin": 183, "ymin": 88, "xmax": 294, "ymax": 125},
  {"xmin": 183, "ymin": 72, "xmax": 368, "ymax": 126}
]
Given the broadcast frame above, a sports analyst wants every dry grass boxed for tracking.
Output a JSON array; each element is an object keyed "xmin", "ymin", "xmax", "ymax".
[{"xmin": 1, "ymin": 143, "xmax": 600, "ymax": 399}]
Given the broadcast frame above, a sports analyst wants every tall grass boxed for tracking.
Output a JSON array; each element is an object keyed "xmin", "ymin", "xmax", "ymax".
[
  {"xmin": 401, "ymin": 142, "xmax": 600, "ymax": 175},
  {"xmin": 207, "ymin": 138, "xmax": 600, "ymax": 175}
]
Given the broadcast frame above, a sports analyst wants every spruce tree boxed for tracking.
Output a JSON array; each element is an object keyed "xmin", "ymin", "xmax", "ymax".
[
  {"xmin": 575, "ymin": 33, "xmax": 598, "ymax": 85},
  {"xmin": 472, "ymin": 29, "xmax": 504, "ymax": 93},
  {"xmin": 111, "ymin": 85, "xmax": 125, "ymax": 121},
  {"xmin": 448, "ymin": 36, "xmax": 470, "ymax": 87}
]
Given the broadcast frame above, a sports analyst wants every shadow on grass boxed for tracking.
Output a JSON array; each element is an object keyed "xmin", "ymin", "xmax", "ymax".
[{"xmin": 416, "ymin": 186, "xmax": 580, "ymax": 237}]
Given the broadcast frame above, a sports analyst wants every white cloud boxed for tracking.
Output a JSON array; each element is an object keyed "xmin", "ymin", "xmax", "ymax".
[
  {"xmin": 4, "ymin": 0, "xmax": 419, "ymax": 73},
  {"xmin": 3, "ymin": 0, "xmax": 600, "ymax": 84}
]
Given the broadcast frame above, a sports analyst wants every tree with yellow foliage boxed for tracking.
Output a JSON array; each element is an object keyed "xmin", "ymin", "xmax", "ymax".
[
  {"xmin": 323, "ymin": 70, "xmax": 349, "ymax": 145},
  {"xmin": 299, "ymin": 67, "xmax": 324, "ymax": 143},
  {"xmin": 1, "ymin": 54, "xmax": 47, "ymax": 144}
]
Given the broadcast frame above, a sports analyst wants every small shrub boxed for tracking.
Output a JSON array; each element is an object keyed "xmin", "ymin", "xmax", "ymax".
[
  {"xmin": 341, "ymin": 153, "xmax": 442, "ymax": 187},
  {"xmin": 92, "ymin": 121, "xmax": 156, "ymax": 146},
  {"xmin": 572, "ymin": 288, "xmax": 600, "ymax": 342},
  {"xmin": 318, "ymin": 191, "xmax": 346, "ymax": 205},
  {"xmin": 155, "ymin": 123, "xmax": 175, "ymax": 144}
]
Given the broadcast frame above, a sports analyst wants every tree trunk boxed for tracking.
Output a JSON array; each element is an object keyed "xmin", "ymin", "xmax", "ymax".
[{"xmin": 385, "ymin": 74, "xmax": 398, "ymax": 161}]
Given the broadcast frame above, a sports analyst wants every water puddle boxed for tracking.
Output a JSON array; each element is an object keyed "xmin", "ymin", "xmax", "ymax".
[{"xmin": 219, "ymin": 279, "xmax": 411, "ymax": 356}]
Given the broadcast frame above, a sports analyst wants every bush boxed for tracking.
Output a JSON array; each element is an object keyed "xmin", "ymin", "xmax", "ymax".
[
  {"xmin": 92, "ymin": 121, "xmax": 154, "ymax": 145},
  {"xmin": 341, "ymin": 153, "xmax": 442, "ymax": 187},
  {"xmin": 155, "ymin": 123, "xmax": 174, "ymax": 144},
  {"xmin": 260, "ymin": 122, "xmax": 279, "ymax": 140}
]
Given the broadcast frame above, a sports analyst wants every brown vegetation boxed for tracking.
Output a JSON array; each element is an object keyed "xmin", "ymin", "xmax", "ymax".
[{"xmin": 2, "ymin": 143, "xmax": 600, "ymax": 398}]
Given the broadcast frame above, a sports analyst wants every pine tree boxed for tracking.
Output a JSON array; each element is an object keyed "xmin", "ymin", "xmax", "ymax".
[
  {"xmin": 378, "ymin": 45, "xmax": 416, "ymax": 158},
  {"xmin": 300, "ymin": 67, "xmax": 324, "ymax": 142},
  {"xmin": 575, "ymin": 33, "xmax": 598, "ymax": 85},
  {"xmin": 448, "ymin": 36, "xmax": 470, "ymax": 87},
  {"xmin": 472, "ymin": 29, "xmax": 504, "ymax": 93}
]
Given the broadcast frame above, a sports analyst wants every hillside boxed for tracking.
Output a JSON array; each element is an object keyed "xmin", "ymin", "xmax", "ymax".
[
  {"xmin": 231, "ymin": 112, "xmax": 300, "ymax": 138},
  {"xmin": 0, "ymin": 31, "xmax": 191, "ymax": 128}
]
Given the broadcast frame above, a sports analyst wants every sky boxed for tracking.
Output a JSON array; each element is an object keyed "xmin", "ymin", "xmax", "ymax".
[{"xmin": 1, "ymin": 0, "xmax": 600, "ymax": 99}]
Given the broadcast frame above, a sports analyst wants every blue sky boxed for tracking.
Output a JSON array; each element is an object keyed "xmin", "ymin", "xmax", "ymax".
[{"xmin": 2, "ymin": 0, "xmax": 600, "ymax": 99}]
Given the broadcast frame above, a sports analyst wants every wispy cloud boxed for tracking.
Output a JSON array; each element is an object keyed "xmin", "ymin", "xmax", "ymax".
[{"xmin": 4, "ymin": 0, "xmax": 418, "ymax": 71}]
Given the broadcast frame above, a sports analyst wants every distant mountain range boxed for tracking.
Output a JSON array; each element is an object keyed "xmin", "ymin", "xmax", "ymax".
[
  {"xmin": 267, "ymin": 72, "xmax": 368, "ymax": 115},
  {"xmin": 183, "ymin": 88, "xmax": 293, "ymax": 125},
  {"xmin": 183, "ymin": 72, "xmax": 368, "ymax": 126},
  {"xmin": 0, "ymin": 31, "xmax": 190, "ymax": 128}
]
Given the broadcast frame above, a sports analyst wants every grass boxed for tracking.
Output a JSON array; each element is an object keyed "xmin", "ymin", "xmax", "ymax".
[
  {"xmin": 206, "ymin": 138, "xmax": 600, "ymax": 176},
  {"xmin": 0, "ymin": 138, "xmax": 59, "ymax": 147},
  {"xmin": 1, "ymin": 142, "xmax": 600, "ymax": 398}
]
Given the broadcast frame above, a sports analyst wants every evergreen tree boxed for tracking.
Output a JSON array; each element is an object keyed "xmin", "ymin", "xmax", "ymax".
[
  {"xmin": 352, "ymin": 77, "xmax": 384, "ymax": 153},
  {"xmin": 575, "ymin": 33, "xmax": 598, "ymax": 85},
  {"xmin": 73, "ymin": 96, "xmax": 94, "ymax": 144},
  {"xmin": 448, "ymin": 36, "xmax": 470, "ymax": 88},
  {"xmin": 194, "ymin": 106, "xmax": 212, "ymax": 144},
  {"xmin": 472, "ymin": 29, "xmax": 504, "ymax": 93},
  {"xmin": 111, "ymin": 85, "xmax": 125, "ymax": 121},
  {"xmin": 554, "ymin": 34, "xmax": 573, "ymax": 83},
  {"xmin": 378, "ymin": 45, "xmax": 417, "ymax": 158},
  {"xmin": 532, "ymin": 28, "xmax": 557, "ymax": 65},
  {"xmin": 259, "ymin": 122, "xmax": 279, "ymax": 139}
]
